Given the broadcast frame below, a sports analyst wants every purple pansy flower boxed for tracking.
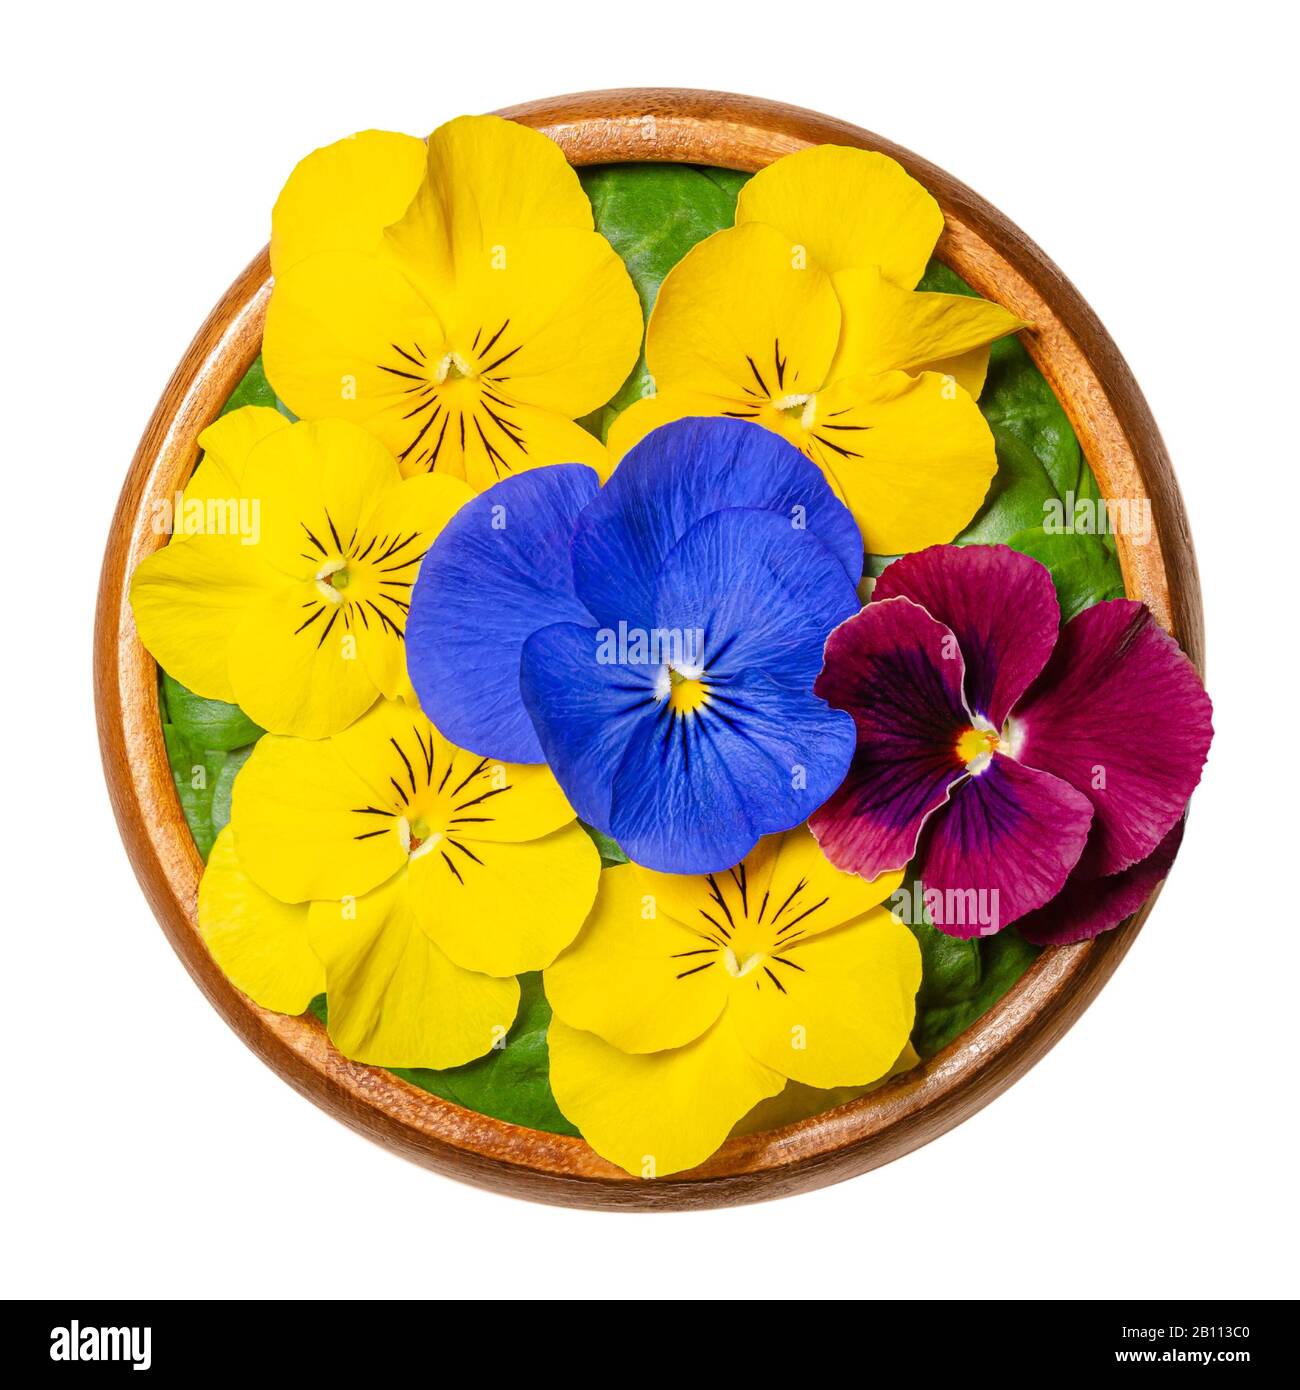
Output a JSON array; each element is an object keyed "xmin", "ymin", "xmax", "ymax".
[
  {"xmin": 809, "ymin": 544, "xmax": 1212, "ymax": 942},
  {"xmin": 406, "ymin": 418, "xmax": 863, "ymax": 873}
]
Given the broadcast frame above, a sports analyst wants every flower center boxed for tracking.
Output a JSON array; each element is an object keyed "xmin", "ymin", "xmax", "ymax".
[
  {"xmin": 956, "ymin": 724, "xmax": 999, "ymax": 773},
  {"xmin": 723, "ymin": 947, "xmax": 764, "ymax": 979},
  {"xmin": 434, "ymin": 351, "xmax": 475, "ymax": 385},
  {"xmin": 773, "ymin": 392, "xmax": 816, "ymax": 429},
  {"xmin": 666, "ymin": 666, "xmax": 710, "ymax": 715},
  {"xmin": 400, "ymin": 814, "xmax": 442, "ymax": 860},
  {"xmin": 315, "ymin": 557, "xmax": 350, "ymax": 604}
]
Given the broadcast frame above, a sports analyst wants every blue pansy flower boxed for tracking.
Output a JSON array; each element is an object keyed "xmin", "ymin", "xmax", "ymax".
[{"xmin": 407, "ymin": 418, "xmax": 863, "ymax": 873}]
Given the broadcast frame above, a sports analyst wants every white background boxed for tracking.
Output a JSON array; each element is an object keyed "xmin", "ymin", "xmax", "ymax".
[{"xmin": 4, "ymin": 0, "xmax": 1296, "ymax": 1301}]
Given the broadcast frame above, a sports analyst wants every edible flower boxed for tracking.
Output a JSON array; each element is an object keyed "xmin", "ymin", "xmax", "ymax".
[
  {"xmin": 544, "ymin": 826, "xmax": 919, "ymax": 1176},
  {"xmin": 406, "ymin": 417, "xmax": 864, "ymax": 873},
  {"xmin": 608, "ymin": 144, "xmax": 1024, "ymax": 554},
  {"xmin": 263, "ymin": 116, "xmax": 642, "ymax": 489},
  {"xmin": 131, "ymin": 410, "xmax": 471, "ymax": 738},
  {"xmin": 198, "ymin": 699, "xmax": 600, "ymax": 1068},
  {"xmin": 809, "ymin": 544, "xmax": 1213, "ymax": 939}
]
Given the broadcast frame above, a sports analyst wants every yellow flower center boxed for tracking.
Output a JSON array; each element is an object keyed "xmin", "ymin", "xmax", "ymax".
[
  {"xmin": 378, "ymin": 320, "xmax": 531, "ymax": 477},
  {"xmin": 296, "ymin": 519, "xmax": 425, "ymax": 646},
  {"xmin": 772, "ymin": 392, "xmax": 816, "ymax": 430},
  {"xmin": 314, "ymin": 557, "xmax": 350, "ymax": 604},
  {"xmin": 667, "ymin": 666, "xmax": 710, "ymax": 715},
  {"xmin": 434, "ymin": 351, "xmax": 475, "ymax": 385},
  {"xmin": 722, "ymin": 947, "xmax": 764, "ymax": 979},
  {"xmin": 348, "ymin": 730, "xmax": 515, "ymax": 883},
  {"xmin": 668, "ymin": 863, "xmax": 827, "ymax": 998},
  {"xmin": 402, "ymin": 814, "xmax": 443, "ymax": 860},
  {"xmin": 956, "ymin": 725, "xmax": 999, "ymax": 769}
]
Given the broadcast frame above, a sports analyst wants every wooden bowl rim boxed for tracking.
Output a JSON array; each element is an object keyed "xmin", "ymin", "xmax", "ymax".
[{"xmin": 94, "ymin": 87, "xmax": 1204, "ymax": 1211}]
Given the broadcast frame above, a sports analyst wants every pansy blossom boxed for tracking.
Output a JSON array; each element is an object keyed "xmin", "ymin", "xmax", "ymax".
[
  {"xmin": 544, "ymin": 826, "xmax": 919, "ymax": 1176},
  {"xmin": 608, "ymin": 145, "xmax": 1025, "ymax": 555},
  {"xmin": 131, "ymin": 411, "xmax": 472, "ymax": 738},
  {"xmin": 263, "ymin": 116, "xmax": 642, "ymax": 489},
  {"xmin": 198, "ymin": 700, "xmax": 600, "ymax": 1068},
  {"xmin": 406, "ymin": 417, "xmax": 864, "ymax": 874},
  {"xmin": 809, "ymin": 544, "xmax": 1213, "ymax": 940}
]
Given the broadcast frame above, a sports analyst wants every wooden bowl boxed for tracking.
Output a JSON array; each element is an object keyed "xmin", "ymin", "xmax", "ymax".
[{"xmin": 94, "ymin": 88, "xmax": 1204, "ymax": 1210}]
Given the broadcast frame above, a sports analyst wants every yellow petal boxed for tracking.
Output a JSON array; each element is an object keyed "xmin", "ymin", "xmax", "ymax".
[
  {"xmin": 329, "ymin": 699, "xmax": 578, "ymax": 843},
  {"xmin": 231, "ymin": 731, "xmax": 406, "ymax": 903},
  {"xmin": 270, "ymin": 129, "xmax": 427, "ymax": 275},
  {"xmin": 832, "ymin": 266, "xmax": 1024, "ymax": 381},
  {"xmin": 216, "ymin": 421, "xmax": 426, "ymax": 736},
  {"xmin": 241, "ymin": 418, "xmax": 403, "ymax": 581},
  {"xmin": 129, "ymin": 532, "xmax": 278, "ymax": 703},
  {"xmin": 638, "ymin": 826, "xmax": 904, "ymax": 944},
  {"xmin": 923, "ymin": 344, "xmax": 992, "ymax": 400},
  {"xmin": 351, "ymin": 472, "xmax": 473, "ymax": 699},
  {"xmin": 755, "ymin": 825, "xmax": 906, "ymax": 931},
  {"xmin": 432, "ymin": 751, "xmax": 579, "ymax": 845},
  {"xmin": 730, "ymin": 1041, "xmax": 920, "ymax": 1136},
  {"xmin": 181, "ymin": 406, "xmax": 291, "ymax": 529},
  {"xmin": 227, "ymin": 582, "xmax": 381, "ymax": 738},
  {"xmin": 402, "ymin": 388, "xmax": 615, "ymax": 489},
  {"xmin": 263, "ymin": 246, "xmax": 444, "ymax": 446},
  {"xmin": 737, "ymin": 144, "xmax": 943, "ymax": 287},
  {"xmin": 409, "ymin": 822, "xmax": 599, "ymax": 976},
  {"xmin": 728, "ymin": 907, "xmax": 921, "ymax": 1089},
  {"xmin": 605, "ymin": 388, "xmax": 740, "ymax": 463},
  {"xmin": 547, "ymin": 1015, "xmax": 784, "ymax": 1177},
  {"xmin": 803, "ymin": 370, "xmax": 997, "ymax": 554},
  {"xmin": 442, "ymin": 226, "xmax": 642, "ymax": 418},
  {"xmin": 645, "ymin": 222, "xmax": 841, "ymax": 401},
  {"xmin": 383, "ymin": 114, "xmax": 594, "ymax": 301},
  {"xmin": 544, "ymin": 863, "xmax": 728, "ymax": 1052},
  {"xmin": 197, "ymin": 826, "xmax": 323, "ymax": 1013},
  {"xmin": 309, "ymin": 874, "xmax": 519, "ymax": 1070}
]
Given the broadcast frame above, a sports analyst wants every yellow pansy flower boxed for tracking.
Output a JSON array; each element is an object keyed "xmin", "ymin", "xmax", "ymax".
[
  {"xmin": 263, "ymin": 116, "xmax": 643, "ymax": 489},
  {"xmin": 608, "ymin": 145, "xmax": 1025, "ymax": 555},
  {"xmin": 131, "ymin": 409, "xmax": 472, "ymax": 738},
  {"xmin": 544, "ymin": 827, "xmax": 920, "ymax": 1176},
  {"xmin": 198, "ymin": 699, "xmax": 601, "ymax": 1069}
]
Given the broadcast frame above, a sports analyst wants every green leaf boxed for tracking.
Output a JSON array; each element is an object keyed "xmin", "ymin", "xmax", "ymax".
[
  {"xmin": 580, "ymin": 821, "xmax": 629, "ymax": 868},
  {"xmin": 577, "ymin": 163, "xmax": 749, "ymax": 440},
  {"xmin": 1008, "ymin": 525, "xmax": 1125, "ymax": 623},
  {"xmin": 912, "ymin": 930, "xmax": 1041, "ymax": 1058},
  {"xmin": 394, "ymin": 974, "xmax": 578, "ymax": 1135},
  {"xmin": 956, "ymin": 423, "xmax": 1061, "ymax": 545},
  {"xmin": 980, "ymin": 335, "xmax": 1081, "ymax": 497},
  {"xmin": 912, "ymin": 921, "xmax": 984, "ymax": 1009},
  {"xmin": 161, "ymin": 725, "xmax": 242, "ymax": 861},
  {"xmin": 219, "ymin": 354, "xmax": 296, "ymax": 421},
  {"xmin": 914, "ymin": 260, "xmax": 978, "ymax": 298},
  {"xmin": 161, "ymin": 672, "xmax": 264, "ymax": 752},
  {"xmin": 894, "ymin": 871, "xmax": 983, "ymax": 1006}
]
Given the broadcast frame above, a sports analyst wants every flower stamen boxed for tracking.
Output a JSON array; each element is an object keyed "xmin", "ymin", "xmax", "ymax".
[
  {"xmin": 956, "ymin": 723, "xmax": 1000, "ymax": 774},
  {"xmin": 662, "ymin": 665, "xmax": 710, "ymax": 715},
  {"xmin": 315, "ymin": 557, "xmax": 349, "ymax": 604}
]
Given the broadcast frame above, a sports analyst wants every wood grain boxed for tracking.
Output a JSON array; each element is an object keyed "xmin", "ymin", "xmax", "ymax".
[{"xmin": 94, "ymin": 88, "xmax": 1204, "ymax": 1210}]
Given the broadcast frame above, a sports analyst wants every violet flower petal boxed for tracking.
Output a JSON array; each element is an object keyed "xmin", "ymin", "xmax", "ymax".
[
  {"xmin": 874, "ymin": 543, "xmax": 1060, "ymax": 727},
  {"xmin": 810, "ymin": 597, "xmax": 970, "ymax": 880},
  {"xmin": 1014, "ymin": 600, "xmax": 1212, "ymax": 876},
  {"xmin": 916, "ymin": 753, "xmax": 1095, "ymax": 936},
  {"xmin": 1017, "ymin": 819, "xmax": 1186, "ymax": 946}
]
